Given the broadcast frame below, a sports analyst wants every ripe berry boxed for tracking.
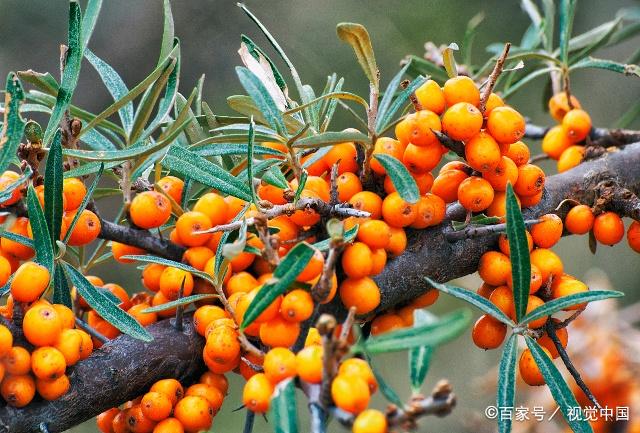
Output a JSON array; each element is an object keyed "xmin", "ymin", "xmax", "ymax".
[
  {"xmin": 457, "ymin": 176, "xmax": 495, "ymax": 212},
  {"xmin": 349, "ymin": 191, "xmax": 383, "ymax": 220},
  {"xmin": 339, "ymin": 277, "xmax": 381, "ymax": 314},
  {"xmin": 4, "ymin": 346, "xmax": 32, "ymax": 375},
  {"xmin": 280, "ymin": 289, "xmax": 314, "ymax": 322},
  {"xmin": 335, "ymin": 172, "xmax": 363, "ymax": 202},
  {"xmin": 150, "ymin": 378, "xmax": 184, "ymax": 407},
  {"xmin": 370, "ymin": 137, "xmax": 406, "ymax": 175},
  {"xmin": 432, "ymin": 169, "xmax": 468, "ymax": 203},
  {"xmin": 1, "ymin": 374, "xmax": 36, "ymax": 407},
  {"xmin": 331, "ymin": 374, "xmax": 371, "ymax": 414},
  {"xmin": 159, "ymin": 267, "xmax": 194, "ymax": 300},
  {"xmin": 562, "ymin": 108, "xmax": 592, "ymax": 143},
  {"xmin": 338, "ymin": 358, "xmax": 378, "ymax": 394},
  {"xmin": 296, "ymin": 345, "xmax": 323, "ymax": 383},
  {"xmin": 370, "ymin": 313, "xmax": 405, "ymax": 335},
  {"xmin": 130, "ymin": 191, "xmax": 171, "ymax": 229},
  {"xmin": 175, "ymin": 211, "xmax": 212, "ymax": 247},
  {"xmin": 402, "ymin": 142, "xmax": 443, "ymax": 174},
  {"xmin": 564, "ymin": 204, "xmax": 594, "ymax": 235},
  {"xmin": 628, "ymin": 220, "xmax": 640, "ymax": 253},
  {"xmin": 31, "ymin": 346, "xmax": 66, "ymax": 380},
  {"xmin": 242, "ymin": 373, "xmax": 273, "ymax": 413},
  {"xmin": 519, "ymin": 347, "xmax": 550, "ymax": 386},
  {"xmin": 259, "ymin": 316, "xmax": 300, "ymax": 347},
  {"xmin": 415, "ymin": 79, "xmax": 446, "ymax": 114},
  {"xmin": 381, "ymin": 192, "xmax": 417, "ymax": 228},
  {"xmin": 530, "ymin": 248, "xmax": 564, "ymax": 282},
  {"xmin": 10, "ymin": 261, "xmax": 50, "ymax": 303},
  {"xmin": 536, "ymin": 320, "xmax": 569, "ymax": 359},
  {"xmin": 504, "ymin": 141, "xmax": 530, "ymax": 167},
  {"xmin": 410, "ymin": 194, "xmax": 446, "ymax": 229},
  {"xmin": 441, "ymin": 102, "xmax": 483, "ymax": 141},
  {"xmin": 551, "ymin": 278, "xmax": 588, "ymax": 310},
  {"xmin": 486, "ymin": 106, "xmax": 526, "ymax": 145},
  {"xmin": 530, "ymin": 214, "xmax": 563, "ymax": 248},
  {"xmin": 323, "ymin": 142, "xmax": 358, "ymax": 174},
  {"xmin": 174, "ymin": 395, "xmax": 213, "ymax": 431},
  {"xmin": 153, "ymin": 418, "xmax": 184, "ymax": 433},
  {"xmin": 23, "ymin": 303, "xmax": 63, "ymax": 347},
  {"xmin": 482, "ymin": 156, "xmax": 518, "ymax": 192},
  {"xmin": 548, "ymin": 92, "xmax": 581, "ymax": 122},
  {"xmin": 542, "ymin": 125, "xmax": 572, "ymax": 160},
  {"xmin": 395, "ymin": 110, "xmax": 442, "ymax": 147},
  {"xmin": 353, "ymin": 409, "xmax": 387, "ymax": 433},
  {"xmin": 513, "ymin": 164, "xmax": 545, "ymax": 197},
  {"xmin": 443, "ymin": 75, "xmax": 480, "ymax": 107},
  {"xmin": 67, "ymin": 209, "xmax": 101, "ymax": 246},
  {"xmin": 357, "ymin": 220, "xmax": 391, "ymax": 249},
  {"xmin": 465, "ymin": 131, "xmax": 501, "ymax": 173},
  {"xmin": 472, "ymin": 314, "xmax": 507, "ymax": 350},
  {"xmin": 489, "ymin": 286, "xmax": 515, "ymax": 319},
  {"xmin": 62, "ymin": 178, "xmax": 87, "ymax": 211},
  {"xmin": 185, "ymin": 383, "xmax": 224, "ymax": 414},
  {"xmin": 557, "ymin": 145, "xmax": 585, "ymax": 173},
  {"xmin": 263, "ymin": 347, "xmax": 297, "ymax": 383},
  {"xmin": 593, "ymin": 211, "xmax": 625, "ymax": 246}
]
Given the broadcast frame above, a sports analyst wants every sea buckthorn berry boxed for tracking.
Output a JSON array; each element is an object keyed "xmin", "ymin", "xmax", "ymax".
[
  {"xmin": 331, "ymin": 374, "xmax": 371, "ymax": 415},
  {"xmin": 1, "ymin": 217, "xmax": 34, "ymax": 260},
  {"xmin": 357, "ymin": 220, "xmax": 391, "ymax": 249},
  {"xmin": 349, "ymin": 191, "xmax": 383, "ymax": 220},
  {"xmin": 628, "ymin": 220, "xmax": 640, "ymax": 253},
  {"xmin": 31, "ymin": 346, "xmax": 66, "ymax": 380},
  {"xmin": 153, "ymin": 418, "xmax": 184, "ymax": 433},
  {"xmin": 519, "ymin": 190, "xmax": 542, "ymax": 208},
  {"xmin": 200, "ymin": 371, "xmax": 229, "ymax": 395},
  {"xmin": 290, "ymin": 189, "xmax": 322, "ymax": 227},
  {"xmin": 369, "ymin": 248, "xmax": 387, "ymax": 276},
  {"xmin": 394, "ymin": 110, "xmax": 441, "ymax": 147},
  {"xmin": 0, "ymin": 174, "xmax": 24, "ymax": 207},
  {"xmin": 150, "ymin": 378, "xmax": 184, "ymax": 407},
  {"xmin": 542, "ymin": 125, "xmax": 572, "ymax": 160},
  {"xmin": 36, "ymin": 374, "xmax": 70, "ymax": 400},
  {"xmin": 536, "ymin": 320, "xmax": 569, "ymax": 358},
  {"xmin": 52, "ymin": 303, "xmax": 74, "ymax": 330},
  {"xmin": 432, "ymin": 169, "xmax": 468, "ymax": 203},
  {"xmin": 530, "ymin": 248, "xmax": 564, "ymax": 282},
  {"xmin": 77, "ymin": 330, "xmax": 94, "ymax": 360},
  {"xmin": 484, "ymin": 92, "xmax": 505, "ymax": 116},
  {"xmin": 258, "ymin": 183, "xmax": 288, "ymax": 205},
  {"xmin": 173, "ymin": 395, "xmax": 213, "ymax": 432},
  {"xmin": 525, "ymin": 296, "xmax": 547, "ymax": 328},
  {"xmin": 593, "ymin": 211, "xmax": 625, "ymax": 246},
  {"xmin": 441, "ymin": 102, "xmax": 483, "ymax": 141},
  {"xmin": 457, "ymin": 176, "xmax": 495, "ymax": 212},
  {"xmin": 548, "ymin": 92, "xmax": 581, "ymax": 122},
  {"xmin": 557, "ymin": 145, "xmax": 585, "ymax": 173},
  {"xmin": 128, "ymin": 303, "xmax": 157, "ymax": 327},
  {"xmin": 0, "ymin": 256, "xmax": 11, "ymax": 291},
  {"xmin": 183, "ymin": 246, "xmax": 214, "ymax": 271},
  {"xmin": 402, "ymin": 142, "xmax": 443, "ymax": 174},
  {"xmin": 224, "ymin": 195, "xmax": 247, "ymax": 221},
  {"xmin": 239, "ymin": 288, "xmax": 282, "ymax": 324},
  {"xmin": 0, "ymin": 325, "xmax": 12, "ymax": 357},
  {"xmin": 551, "ymin": 278, "xmax": 588, "ymax": 310},
  {"xmin": 281, "ymin": 289, "xmax": 314, "ymax": 322},
  {"xmin": 297, "ymin": 248, "xmax": 324, "ymax": 282},
  {"xmin": 263, "ymin": 347, "xmax": 297, "ymax": 383},
  {"xmin": 324, "ymin": 142, "xmax": 358, "ymax": 174},
  {"xmin": 186, "ymin": 383, "xmax": 224, "ymax": 415},
  {"xmin": 194, "ymin": 306, "xmax": 228, "ymax": 337},
  {"xmin": 507, "ymin": 264, "xmax": 542, "ymax": 295},
  {"xmin": 340, "ymin": 277, "xmax": 381, "ymax": 315},
  {"xmin": 472, "ymin": 314, "xmax": 507, "ymax": 350},
  {"xmin": 259, "ymin": 317, "xmax": 300, "ymax": 348},
  {"xmin": 4, "ymin": 346, "xmax": 31, "ymax": 375},
  {"xmin": 338, "ymin": 358, "xmax": 377, "ymax": 394},
  {"xmin": 111, "ymin": 242, "xmax": 146, "ymax": 263},
  {"xmin": 415, "ymin": 79, "xmax": 446, "ymax": 114},
  {"xmin": 565, "ymin": 204, "xmax": 595, "ymax": 235},
  {"xmin": 103, "ymin": 283, "xmax": 132, "ymax": 310},
  {"xmin": 304, "ymin": 327, "xmax": 322, "ymax": 347},
  {"xmin": 1, "ymin": 374, "xmax": 36, "ymax": 407},
  {"xmin": 371, "ymin": 137, "xmax": 406, "ymax": 175},
  {"xmin": 353, "ymin": 409, "xmax": 388, "ymax": 433},
  {"xmin": 482, "ymin": 156, "xmax": 518, "ymax": 192},
  {"xmin": 63, "ymin": 177, "xmax": 87, "ymax": 211},
  {"xmin": 111, "ymin": 410, "xmax": 129, "ymax": 433},
  {"xmin": 54, "ymin": 329, "xmax": 84, "ymax": 366},
  {"xmin": 382, "ymin": 192, "xmax": 417, "ymax": 228},
  {"xmin": 296, "ymin": 345, "xmax": 323, "ymax": 383},
  {"xmin": 23, "ymin": 303, "xmax": 63, "ymax": 347},
  {"xmin": 336, "ymin": 172, "xmax": 363, "ymax": 202},
  {"xmin": 269, "ymin": 215, "xmax": 300, "ymax": 244},
  {"xmin": 176, "ymin": 211, "xmax": 212, "ymax": 247},
  {"xmin": 126, "ymin": 404, "xmax": 158, "ymax": 433},
  {"xmin": 514, "ymin": 164, "xmax": 545, "ymax": 197},
  {"xmin": 225, "ymin": 271, "xmax": 259, "ymax": 296},
  {"xmin": 411, "ymin": 288, "xmax": 440, "ymax": 308},
  {"xmin": 193, "ymin": 192, "xmax": 229, "ymax": 227},
  {"xmin": 504, "ymin": 141, "xmax": 530, "ymax": 166},
  {"xmin": 411, "ymin": 193, "xmax": 446, "ymax": 229},
  {"xmin": 67, "ymin": 209, "xmax": 101, "ymax": 246},
  {"xmin": 243, "ymin": 373, "xmax": 274, "ymax": 413},
  {"xmin": 477, "ymin": 283, "xmax": 495, "ymax": 299},
  {"xmin": 443, "ymin": 75, "xmax": 480, "ymax": 107},
  {"xmin": 465, "ymin": 131, "xmax": 501, "ymax": 172},
  {"xmin": 97, "ymin": 408, "xmax": 120, "ymax": 433},
  {"xmin": 370, "ymin": 313, "xmax": 405, "ymax": 335},
  {"xmin": 486, "ymin": 106, "xmax": 526, "ymax": 145},
  {"xmin": 130, "ymin": 191, "xmax": 171, "ymax": 229},
  {"xmin": 157, "ymin": 176, "xmax": 184, "ymax": 203},
  {"xmin": 237, "ymin": 353, "xmax": 263, "ymax": 380},
  {"xmin": 342, "ymin": 242, "xmax": 373, "ymax": 278},
  {"xmin": 519, "ymin": 347, "xmax": 550, "ymax": 386},
  {"xmin": 562, "ymin": 108, "xmax": 592, "ymax": 143},
  {"xmin": 142, "ymin": 264, "xmax": 165, "ymax": 293},
  {"xmin": 205, "ymin": 325, "xmax": 240, "ymax": 365},
  {"xmin": 386, "ymin": 227, "xmax": 407, "ymax": 256},
  {"xmin": 10, "ymin": 261, "xmax": 50, "ymax": 302},
  {"xmin": 486, "ymin": 191, "xmax": 519, "ymax": 218},
  {"xmin": 412, "ymin": 172, "xmax": 435, "ymax": 195},
  {"xmin": 141, "ymin": 391, "xmax": 174, "ymax": 421},
  {"xmin": 159, "ymin": 267, "xmax": 194, "ymax": 300},
  {"xmin": 531, "ymin": 214, "xmax": 563, "ymax": 248},
  {"xmin": 489, "ymin": 286, "xmax": 515, "ymax": 319}
]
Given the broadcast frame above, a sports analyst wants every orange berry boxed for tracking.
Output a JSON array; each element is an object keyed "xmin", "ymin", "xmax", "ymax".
[
  {"xmin": 258, "ymin": 183, "xmax": 288, "ymax": 205},
  {"xmin": 296, "ymin": 345, "xmax": 323, "ymax": 383},
  {"xmin": 280, "ymin": 289, "xmax": 314, "ymax": 322},
  {"xmin": 77, "ymin": 329, "xmax": 94, "ymax": 360},
  {"xmin": 536, "ymin": 320, "xmax": 569, "ymax": 359},
  {"xmin": 472, "ymin": 314, "xmax": 507, "ymax": 349},
  {"xmin": 557, "ymin": 145, "xmax": 585, "ymax": 173},
  {"xmin": 369, "ymin": 247, "xmax": 387, "ymax": 276},
  {"xmin": 0, "ymin": 256, "xmax": 11, "ymax": 292},
  {"xmin": 269, "ymin": 215, "xmax": 300, "ymax": 244},
  {"xmin": 458, "ymin": 176, "xmax": 495, "ymax": 212},
  {"xmin": 142, "ymin": 264, "xmax": 166, "ymax": 292},
  {"xmin": 186, "ymin": 383, "xmax": 224, "ymax": 414},
  {"xmin": 159, "ymin": 267, "xmax": 194, "ymax": 300},
  {"xmin": 225, "ymin": 271, "xmax": 259, "ymax": 296},
  {"xmin": 432, "ymin": 169, "xmax": 468, "ymax": 203},
  {"xmin": 128, "ymin": 303, "xmax": 157, "ymax": 327},
  {"xmin": 1, "ymin": 217, "xmax": 34, "ymax": 260},
  {"xmin": 338, "ymin": 357, "xmax": 377, "ymax": 394},
  {"xmin": 530, "ymin": 248, "xmax": 564, "ymax": 282},
  {"xmin": 103, "ymin": 283, "xmax": 132, "ymax": 309},
  {"xmin": 415, "ymin": 79, "xmax": 446, "ymax": 114},
  {"xmin": 23, "ymin": 304, "xmax": 63, "ymax": 347},
  {"xmin": 173, "ymin": 395, "xmax": 214, "ymax": 433},
  {"xmin": 478, "ymin": 251, "xmax": 511, "ymax": 286},
  {"xmin": 593, "ymin": 211, "xmax": 625, "ymax": 246},
  {"xmin": 443, "ymin": 76, "xmax": 480, "ymax": 107},
  {"xmin": 205, "ymin": 325, "xmax": 240, "ymax": 365},
  {"xmin": 199, "ymin": 371, "xmax": 229, "ymax": 395},
  {"xmin": 484, "ymin": 92, "xmax": 505, "ymax": 116},
  {"xmin": 410, "ymin": 193, "xmax": 445, "ymax": 229},
  {"xmin": 370, "ymin": 313, "xmax": 405, "ymax": 335},
  {"xmin": 339, "ymin": 277, "xmax": 380, "ymax": 315},
  {"xmin": 412, "ymin": 172, "xmax": 435, "ymax": 195},
  {"xmin": 370, "ymin": 137, "xmax": 406, "ymax": 175},
  {"xmin": 489, "ymin": 286, "xmax": 515, "ymax": 320},
  {"xmin": 514, "ymin": 164, "xmax": 545, "ymax": 197},
  {"xmin": 31, "ymin": 346, "xmax": 66, "ymax": 380},
  {"xmin": 531, "ymin": 214, "xmax": 563, "ymax": 248},
  {"xmin": 323, "ymin": 142, "xmax": 358, "ymax": 174},
  {"xmin": 565, "ymin": 205, "xmax": 594, "ymax": 235},
  {"xmin": 194, "ymin": 192, "xmax": 229, "ymax": 227},
  {"xmin": 504, "ymin": 141, "xmax": 530, "ymax": 166},
  {"xmin": 111, "ymin": 242, "xmax": 146, "ymax": 263},
  {"xmin": 562, "ymin": 108, "xmax": 591, "ymax": 143},
  {"xmin": 402, "ymin": 142, "xmax": 443, "ymax": 174},
  {"xmin": 62, "ymin": 177, "xmax": 87, "ymax": 211},
  {"xmin": 183, "ymin": 246, "xmax": 214, "ymax": 271},
  {"xmin": 525, "ymin": 295, "xmax": 547, "ymax": 328},
  {"xmin": 342, "ymin": 242, "xmax": 373, "ymax": 278},
  {"xmin": 382, "ymin": 192, "xmax": 417, "ymax": 228},
  {"xmin": 54, "ymin": 329, "xmax": 83, "ymax": 366},
  {"xmin": 386, "ymin": 227, "xmax": 407, "ymax": 256},
  {"xmin": 243, "ymin": 373, "xmax": 274, "ymax": 413},
  {"xmin": 353, "ymin": 409, "xmax": 387, "ymax": 433},
  {"xmin": 486, "ymin": 191, "xmax": 518, "ymax": 218},
  {"xmin": 10, "ymin": 261, "xmax": 50, "ymax": 303},
  {"xmin": 465, "ymin": 131, "xmax": 501, "ymax": 172},
  {"xmin": 411, "ymin": 288, "xmax": 440, "ymax": 308},
  {"xmin": 0, "ymin": 325, "xmax": 12, "ymax": 357},
  {"xmin": 67, "ymin": 209, "xmax": 101, "ymax": 246},
  {"xmin": 36, "ymin": 374, "xmax": 70, "ymax": 400},
  {"xmin": 477, "ymin": 283, "xmax": 495, "ymax": 299},
  {"xmin": 1, "ymin": 374, "xmax": 36, "ymax": 407},
  {"xmin": 482, "ymin": 156, "xmax": 518, "ymax": 192},
  {"xmin": 296, "ymin": 249, "xmax": 324, "ymax": 283},
  {"xmin": 290, "ymin": 189, "xmax": 321, "ymax": 227},
  {"xmin": 519, "ymin": 347, "xmax": 550, "ymax": 386},
  {"xmin": 357, "ymin": 220, "xmax": 391, "ymax": 249},
  {"xmin": 542, "ymin": 125, "xmax": 572, "ymax": 160},
  {"xmin": 194, "ymin": 306, "xmax": 228, "ymax": 337},
  {"xmin": 150, "ymin": 378, "xmax": 184, "ymax": 407},
  {"xmin": 551, "ymin": 277, "xmax": 588, "ymax": 310},
  {"xmin": 97, "ymin": 408, "xmax": 120, "ymax": 433},
  {"xmin": 157, "ymin": 176, "xmax": 184, "ymax": 203},
  {"xmin": 130, "ymin": 191, "xmax": 171, "ymax": 229},
  {"xmin": 331, "ymin": 374, "xmax": 370, "ymax": 414},
  {"xmin": 519, "ymin": 190, "xmax": 542, "ymax": 208},
  {"xmin": 141, "ymin": 391, "xmax": 174, "ymax": 422},
  {"xmin": 3, "ymin": 346, "xmax": 31, "ymax": 375},
  {"xmin": 335, "ymin": 172, "xmax": 363, "ymax": 202},
  {"xmin": 263, "ymin": 347, "xmax": 297, "ymax": 383},
  {"xmin": 175, "ymin": 211, "xmax": 212, "ymax": 247},
  {"xmin": 153, "ymin": 418, "xmax": 184, "ymax": 433},
  {"xmin": 548, "ymin": 92, "xmax": 581, "ymax": 122},
  {"xmin": 259, "ymin": 316, "xmax": 300, "ymax": 348},
  {"xmin": 628, "ymin": 220, "xmax": 640, "ymax": 253},
  {"xmin": 486, "ymin": 106, "xmax": 525, "ymax": 145},
  {"xmin": 349, "ymin": 191, "xmax": 383, "ymax": 220},
  {"xmin": 394, "ymin": 110, "xmax": 441, "ymax": 147},
  {"xmin": 441, "ymin": 102, "xmax": 483, "ymax": 141}
]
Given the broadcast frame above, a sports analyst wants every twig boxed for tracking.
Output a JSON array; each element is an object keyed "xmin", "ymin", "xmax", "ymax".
[
  {"xmin": 329, "ymin": 163, "xmax": 339, "ymax": 206},
  {"xmin": 524, "ymin": 122, "xmax": 640, "ymax": 147},
  {"xmin": 479, "ymin": 43, "xmax": 511, "ymax": 114},
  {"xmin": 312, "ymin": 237, "xmax": 342, "ymax": 303},
  {"xmin": 545, "ymin": 320, "xmax": 601, "ymax": 409},
  {"xmin": 242, "ymin": 410, "xmax": 255, "ymax": 433},
  {"xmin": 317, "ymin": 314, "xmax": 337, "ymax": 408},
  {"xmin": 74, "ymin": 317, "xmax": 109, "ymax": 344},
  {"xmin": 338, "ymin": 307, "xmax": 356, "ymax": 344},
  {"xmin": 309, "ymin": 402, "xmax": 327, "ymax": 433},
  {"xmin": 433, "ymin": 130, "xmax": 465, "ymax": 158},
  {"xmin": 528, "ymin": 153, "xmax": 550, "ymax": 164}
]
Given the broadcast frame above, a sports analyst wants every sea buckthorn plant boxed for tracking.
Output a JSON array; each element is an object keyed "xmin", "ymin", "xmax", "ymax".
[{"xmin": 0, "ymin": 0, "xmax": 639, "ymax": 432}]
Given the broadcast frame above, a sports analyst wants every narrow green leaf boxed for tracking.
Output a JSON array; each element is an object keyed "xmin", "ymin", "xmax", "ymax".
[
  {"xmin": 524, "ymin": 337, "xmax": 592, "ymax": 433},
  {"xmin": 313, "ymin": 225, "xmax": 358, "ymax": 251},
  {"xmin": 367, "ymin": 355, "xmax": 404, "ymax": 408},
  {"xmin": 0, "ymin": 73, "xmax": 26, "ymax": 173},
  {"xmin": 44, "ymin": 2, "xmax": 83, "ymax": 146},
  {"xmin": 16, "ymin": 70, "xmax": 59, "ymax": 96},
  {"xmin": 292, "ymin": 130, "xmax": 369, "ymax": 148},
  {"xmin": 443, "ymin": 43, "xmax": 459, "ymax": 78},
  {"xmin": 64, "ymin": 263, "xmax": 152, "ymax": 342},
  {"xmin": 242, "ymin": 35, "xmax": 287, "ymax": 92},
  {"xmin": 542, "ymin": 0, "xmax": 555, "ymax": 52},
  {"xmin": 236, "ymin": 67, "xmax": 286, "ymax": 135},
  {"xmin": 161, "ymin": 145, "xmax": 252, "ymax": 201},
  {"xmin": 241, "ymin": 242, "xmax": 315, "ymax": 329},
  {"xmin": 193, "ymin": 143, "xmax": 285, "ymax": 158},
  {"xmin": 376, "ymin": 75, "xmax": 427, "ymax": 134},
  {"xmin": 570, "ymin": 57, "xmax": 640, "ymax": 77},
  {"xmin": 497, "ymin": 334, "xmax": 518, "ymax": 433},
  {"xmin": 506, "ymin": 183, "xmax": 530, "ymax": 323},
  {"xmin": 336, "ymin": 23, "xmax": 379, "ymax": 89},
  {"xmin": 426, "ymin": 278, "xmax": 515, "ymax": 326},
  {"xmin": 294, "ymin": 171, "xmax": 307, "ymax": 203},
  {"xmin": 363, "ymin": 309, "xmax": 471, "ymax": 354},
  {"xmin": 26, "ymin": 185, "xmax": 54, "ymax": 274},
  {"xmin": 373, "ymin": 154, "xmax": 419, "ymax": 204},
  {"xmin": 141, "ymin": 294, "xmax": 219, "ymax": 313},
  {"xmin": 262, "ymin": 165, "xmax": 289, "ymax": 190},
  {"xmin": 158, "ymin": 0, "xmax": 175, "ymax": 65},
  {"xmin": 214, "ymin": 204, "xmax": 249, "ymax": 279},
  {"xmin": 0, "ymin": 166, "xmax": 31, "ymax": 204},
  {"xmin": 270, "ymin": 379, "xmax": 299, "ymax": 433},
  {"xmin": 520, "ymin": 290, "xmax": 624, "ymax": 325},
  {"xmin": 558, "ymin": 0, "xmax": 577, "ymax": 64},
  {"xmin": 81, "ymin": 0, "xmax": 103, "ymax": 50},
  {"xmin": 85, "ymin": 49, "xmax": 134, "ymax": 131},
  {"xmin": 247, "ymin": 118, "xmax": 258, "ymax": 205},
  {"xmin": 53, "ymin": 264, "xmax": 72, "ymax": 308},
  {"xmin": 120, "ymin": 254, "xmax": 213, "ymax": 285},
  {"xmin": 0, "ymin": 230, "xmax": 34, "ymax": 249},
  {"xmin": 63, "ymin": 164, "xmax": 104, "ymax": 245},
  {"xmin": 409, "ymin": 310, "xmax": 437, "ymax": 392},
  {"xmin": 403, "ymin": 56, "xmax": 449, "ymax": 82},
  {"xmin": 44, "ymin": 130, "xmax": 64, "ymax": 244},
  {"xmin": 227, "ymin": 95, "xmax": 301, "ymax": 135},
  {"xmin": 567, "ymin": 18, "xmax": 622, "ymax": 61}
]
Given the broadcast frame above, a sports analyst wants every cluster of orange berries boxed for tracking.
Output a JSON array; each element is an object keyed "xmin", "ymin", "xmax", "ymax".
[
  {"xmin": 97, "ymin": 373, "xmax": 227, "ymax": 433},
  {"xmin": 0, "ymin": 300, "xmax": 93, "ymax": 407},
  {"xmin": 542, "ymin": 93, "xmax": 592, "ymax": 172}
]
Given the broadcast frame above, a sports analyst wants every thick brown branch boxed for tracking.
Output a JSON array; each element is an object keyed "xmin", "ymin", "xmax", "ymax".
[
  {"xmin": 524, "ymin": 123, "xmax": 640, "ymax": 147},
  {"xmin": 98, "ymin": 219, "xmax": 185, "ymax": 262}
]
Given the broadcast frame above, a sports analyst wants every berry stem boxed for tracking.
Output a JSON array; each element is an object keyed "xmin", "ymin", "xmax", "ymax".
[{"xmin": 479, "ymin": 42, "xmax": 511, "ymax": 114}]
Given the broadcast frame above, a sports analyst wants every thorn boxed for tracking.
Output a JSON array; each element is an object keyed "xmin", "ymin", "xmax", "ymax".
[{"xmin": 173, "ymin": 277, "xmax": 185, "ymax": 332}]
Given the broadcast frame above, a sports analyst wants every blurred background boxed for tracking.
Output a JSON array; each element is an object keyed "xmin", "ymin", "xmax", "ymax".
[{"xmin": 1, "ymin": 0, "xmax": 639, "ymax": 432}]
